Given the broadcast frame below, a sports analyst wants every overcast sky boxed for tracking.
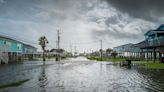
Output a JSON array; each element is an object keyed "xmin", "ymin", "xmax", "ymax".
[{"xmin": 0, "ymin": 0, "xmax": 164, "ymax": 53}]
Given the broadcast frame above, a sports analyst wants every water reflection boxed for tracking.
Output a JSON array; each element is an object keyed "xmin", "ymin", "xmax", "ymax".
[
  {"xmin": 38, "ymin": 63, "xmax": 48, "ymax": 92},
  {"xmin": 0, "ymin": 58, "xmax": 164, "ymax": 92},
  {"xmin": 135, "ymin": 68, "xmax": 164, "ymax": 91}
]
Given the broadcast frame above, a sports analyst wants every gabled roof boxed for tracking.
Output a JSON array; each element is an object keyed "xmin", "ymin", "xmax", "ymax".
[
  {"xmin": 0, "ymin": 34, "xmax": 23, "ymax": 44},
  {"xmin": 144, "ymin": 24, "xmax": 164, "ymax": 36},
  {"xmin": 0, "ymin": 34, "xmax": 36, "ymax": 49},
  {"xmin": 113, "ymin": 43, "xmax": 133, "ymax": 48},
  {"xmin": 157, "ymin": 24, "xmax": 164, "ymax": 31},
  {"xmin": 144, "ymin": 30, "xmax": 164, "ymax": 36},
  {"xmin": 133, "ymin": 40, "xmax": 149, "ymax": 48},
  {"xmin": 144, "ymin": 30, "xmax": 154, "ymax": 36}
]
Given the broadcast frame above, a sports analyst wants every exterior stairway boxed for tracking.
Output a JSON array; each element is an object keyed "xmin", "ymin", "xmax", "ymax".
[{"xmin": 0, "ymin": 45, "xmax": 9, "ymax": 64}]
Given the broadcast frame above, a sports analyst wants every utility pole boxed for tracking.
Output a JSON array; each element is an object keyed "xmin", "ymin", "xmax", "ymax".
[
  {"xmin": 56, "ymin": 40, "xmax": 58, "ymax": 50},
  {"xmin": 57, "ymin": 30, "xmax": 60, "ymax": 50},
  {"xmin": 56, "ymin": 29, "xmax": 60, "ymax": 61},
  {"xmin": 70, "ymin": 45, "xmax": 72, "ymax": 56},
  {"xmin": 74, "ymin": 46, "xmax": 77, "ymax": 56},
  {"xmin": 100, "ymin": 40, "xmax": 102, "ymax": 61}
]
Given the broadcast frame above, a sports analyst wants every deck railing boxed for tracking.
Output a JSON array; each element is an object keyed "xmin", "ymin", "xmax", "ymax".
[{"xmin": 148, "ymin": 38, "xmax": 164, "ymax": 47}]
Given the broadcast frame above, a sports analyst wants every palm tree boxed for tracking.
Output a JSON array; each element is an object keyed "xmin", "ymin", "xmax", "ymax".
[{"xmin": 39, "ymin": 36, "xmax": 48, "ymax": 62}]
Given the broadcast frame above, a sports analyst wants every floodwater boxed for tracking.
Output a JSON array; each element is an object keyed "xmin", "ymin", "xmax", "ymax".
[{"xmin": 0, "ymin": 57, "xmax": 164, "ymax": 92}]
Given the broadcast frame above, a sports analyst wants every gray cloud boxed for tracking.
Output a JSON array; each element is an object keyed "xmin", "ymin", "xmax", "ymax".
[
  {"xmin": 103, "ymin": 0, "xmax": 164, "ymax": 21},
  {"xmin": 0, "ymin": 0, "xmax": 161, "ymax": 52}
]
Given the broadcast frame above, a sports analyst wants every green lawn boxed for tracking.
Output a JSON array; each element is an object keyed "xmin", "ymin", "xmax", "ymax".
[
  {"xmin": 88, "ymin": 56, "xmax": 164, "ymax": 69},
  {"xmin": 133, "ymin": 61, "xmax": 164, "ymax": 69},
  {"xmin": 0, "ymin": 79, "xmax": 29, "ymax": 89},
  {"xmin": 87, "ymin": 56, "xmax": 126, "ymax": 62}
]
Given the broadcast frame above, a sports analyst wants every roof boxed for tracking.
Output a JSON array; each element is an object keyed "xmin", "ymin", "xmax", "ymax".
[
  {"xmin": 50, "ymin": 49, "xmax": 65, "ymax": 53},
  {"xmin": 145, "ymin": 25, "xmax": 164, "ymax": 36},
  {"xmin": 23, "ymin": 44, "xmax": 37, "ymax": 49},
  {"xmin": 133, "ymin": 41, "xmax": 147, "ymax": 48},
  {"xmin": 0, "ymin": 34, "xmax": 23, "ymax": 44},
  {"xmin": 0, "ymin": 34, "xmax": 36, "ymax": 49},
  {"xmin": 113, "ymin": 43, "xmax": 133, "ymax": 48},
  {"xmin": 145, "ymin": 30, "xmax": 164, "ymax": 36},
  {"xmin": 157, "ymin": 24, "xmax": 164, "ymax": 31}
]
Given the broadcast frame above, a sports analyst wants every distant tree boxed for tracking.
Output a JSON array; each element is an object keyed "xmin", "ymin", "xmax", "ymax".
[
  {"xmin": 111, "ymin": 51, "xmax": 118, "ymax": 58},
  {"xmin": 39, "ymin": 36, "xmax": 48, "ymax": 61},
  {"xmin": 99, "ymin": 49, "xmax": 103, "ymax": 56},
  {"xmin": 106, "ymin": 48, "xmax": 113, "ymax": 57}
]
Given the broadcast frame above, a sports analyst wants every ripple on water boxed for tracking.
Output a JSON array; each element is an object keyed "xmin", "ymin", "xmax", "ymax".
[{"xmin": 0, "ymin": 60, "xmax": 164, "ymax": 92}]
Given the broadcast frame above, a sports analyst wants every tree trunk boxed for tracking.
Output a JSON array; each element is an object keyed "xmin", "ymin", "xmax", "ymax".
[{"xmin": 43, "ymin": 51, "xmax": 45, "ymax": 61}]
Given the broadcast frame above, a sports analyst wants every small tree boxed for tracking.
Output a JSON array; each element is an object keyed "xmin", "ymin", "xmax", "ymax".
[
  {"xmin": 39, "ymin": 36, "xmax": 48, "ymax": 62},
  {"xmin": 99, "ymin": 49, "xmax": 103, "ymax": 61},
  {"xmin": 106, "ymin": 48, "xmax": 112, "ymax": 57},
  {"xmin": 111, "ymin": 51, "xmax": 118, "ymax": 58}
]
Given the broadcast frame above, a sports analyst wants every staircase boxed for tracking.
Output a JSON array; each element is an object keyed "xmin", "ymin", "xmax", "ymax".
[{"xmin": 0, "ymin": 45, "xmax": 9, "ymax": 64}]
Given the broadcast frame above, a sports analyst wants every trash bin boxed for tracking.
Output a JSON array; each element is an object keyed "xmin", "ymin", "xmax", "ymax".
[
  {"xmin": 126, "ymin": 59, "xmax": 131, "ymax": 65},
  {"xmin": 160, "ymin": 57, "xmax": 164, "ymax": 63}
]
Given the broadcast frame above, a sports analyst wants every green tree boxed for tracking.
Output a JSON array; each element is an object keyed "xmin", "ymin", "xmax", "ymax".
[
  {"xmin": 106, "ymin": 48, "xmax": 113, "ymax": 57},
  {"xmin": 39, "ymin": 36, "xmax": 48, "ymax": 61},
  {"xmin": 111, "ymin": 51, "xmax": 118, "ymax": 58}
]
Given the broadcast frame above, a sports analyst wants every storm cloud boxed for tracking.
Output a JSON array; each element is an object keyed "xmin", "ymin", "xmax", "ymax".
[
  {"xmin": 104, "ymin": 0, "xmax": 164, "ymax": 22},
  {"xmin": 0, "ymin": 0, "xmax": 162, "ymax": 52}
]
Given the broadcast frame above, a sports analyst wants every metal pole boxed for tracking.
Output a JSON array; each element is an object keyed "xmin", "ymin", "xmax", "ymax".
[
  {"xmin": 70, "ymin": 45, "xmax": 72, "ymax": 56},
  {"xmin": 57, "ymin": 30, "xmax": 60, "ymax": 61},
  {"xmin": 74, "ymin": 46, "xmax": 77, "ymax": 56},
  {"xmin": 100, "ymin": 40, "xmax": 102, "ymax": 61}
]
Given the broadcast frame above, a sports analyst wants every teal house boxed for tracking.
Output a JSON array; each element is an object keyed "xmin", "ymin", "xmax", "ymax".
[
  {"xmin": 135, "ymin": 25, "xmax": 164, "ymax": 61},
  {"xmin": 0, "ymin": 34, "xmax": 37, "ymax": 64},
  {"xmin": 145, "ymin": 25, "xmax": 164, "ymax": 47},
  {"xmin": 0, "ymin": 35, "xmax": 23, "ymax": 53}
]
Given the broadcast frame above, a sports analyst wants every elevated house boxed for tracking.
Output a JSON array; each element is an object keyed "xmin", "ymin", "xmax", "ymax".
[
  {"xmin": 0, "ymin": 34, "xmax": 37, "ymax": 64},
  {"xmin": 23, "ymin": 44, "xmax": 37, "ymax": 60},
  {"xmin": 111, "ymin": 25, "xmax": 164, "ymax": 61},
  {"xmin": 134, "ymin": 25, "xmax": 164, "ymax": 61},
  {"xmin": 113, "ymin": 43, "xmax": 140, "ymax": 58}
]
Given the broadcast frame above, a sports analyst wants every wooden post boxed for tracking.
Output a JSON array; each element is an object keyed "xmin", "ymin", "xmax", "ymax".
[
  {"xmin": 150, "ymin": 52, "xmax": 152, "ymax": 60},
  {"xmin": 146, "ymin": 49, "xmax": 148, "ymax": 62},
  {"xmin": 153, "ymin": 48, "xmax": 156, "ymax": 63},
  {"xmin": 159, "ymin": 51, "xmax": 162, "ymax": 60}
]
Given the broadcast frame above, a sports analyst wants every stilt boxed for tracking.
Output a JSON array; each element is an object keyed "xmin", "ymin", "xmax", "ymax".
[
  {"xmin": 153, "ymin": 48, "xmax": 156, "ymax": 63},
  {"xmin": 146, "ymin": 49, "xmax": 148, "ymax": 62}
]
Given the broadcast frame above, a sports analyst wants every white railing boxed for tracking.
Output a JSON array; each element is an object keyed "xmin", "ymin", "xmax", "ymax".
[{"xmin": 148, "ymin": 38, "xmax": 164, "ymax": 47}]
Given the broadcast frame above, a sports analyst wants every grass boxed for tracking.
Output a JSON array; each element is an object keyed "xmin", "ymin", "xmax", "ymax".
[
  {"xmin": 146, "ymin": 63, "xmax": 164, "ymax": 69},
  {"xmin": 88, "ymin": 56, "xmax": 164, "ymax": 69},
  {"xmin": 133, "ymin": 61, "xmax": 164, "ymax": 69},
  {"xmin": 87, "ymin": 56, "xmax": 126, "ymax": 62},
  {"xmin": 0, "ymin": 79, "xmax": 29, "ymax": 89}
]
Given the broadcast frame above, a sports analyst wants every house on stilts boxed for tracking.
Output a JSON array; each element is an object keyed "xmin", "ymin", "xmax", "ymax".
[
  {"xmin": 134, "ymin": 25, "xmax": 164, "ymax": 62},
  {"xmin": 0, "ymin": 34, "xmax": 37, "ymax": 64},
  {"xmin": 113, "ymin": 25, "xmax": 164, "ymax": 62}
]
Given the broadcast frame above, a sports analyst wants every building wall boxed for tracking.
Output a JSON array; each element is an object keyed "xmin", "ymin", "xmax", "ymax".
[
  {"xmin": 113, "ymin": 44, "xmax": 141, "ymax": 57},
  {"xmin": 0, "ymin": 37, "xmax": 23, "ymax": 53},
  {"xmin": 0, "ymin": 36, "xmax": 37, "ymax": 63},
  {"xmin": 23, "ymin": 45, "xmax": 37, "ymax": 54}
]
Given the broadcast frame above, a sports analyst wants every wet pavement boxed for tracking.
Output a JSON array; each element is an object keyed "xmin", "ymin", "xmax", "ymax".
[{"xmin": 0, "ymin": 57, "xmax": 164, "ymax": 92}]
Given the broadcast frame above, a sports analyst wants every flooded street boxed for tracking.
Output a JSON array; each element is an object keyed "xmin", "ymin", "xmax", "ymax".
[{"xmin": 0, "ymin": 57, "xmax": 164, "ymax": 92}]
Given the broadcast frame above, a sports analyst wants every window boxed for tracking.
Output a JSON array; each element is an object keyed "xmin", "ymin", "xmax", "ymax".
[{"xmin": 17, "ymin": 44, "xmax": 22, "ymax": 50}]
